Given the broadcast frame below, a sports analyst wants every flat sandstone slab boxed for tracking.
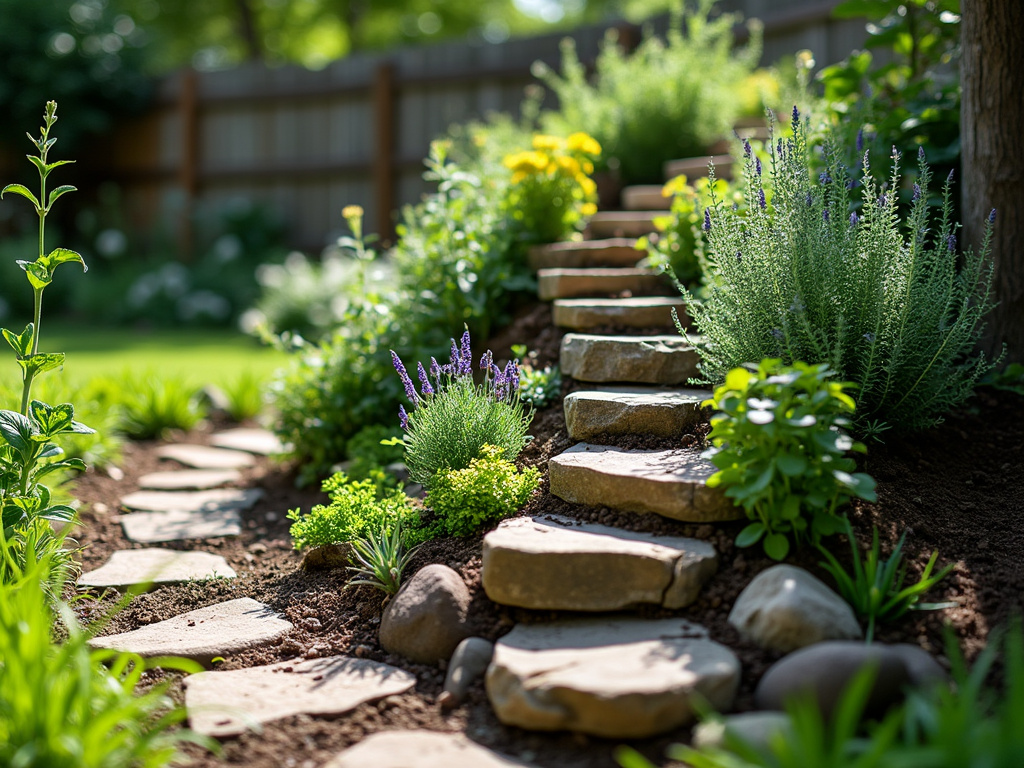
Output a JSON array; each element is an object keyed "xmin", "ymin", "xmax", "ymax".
[
  {"xmin": 528, "ymin": 238, "xmax": 640, "ymax": 270},
  {"xmin": 138, "ymin": 469, "xmax": 242, "ymax": 491},
  {"xmin": 621, "ymin": 185, "xmax": 672, "ymax": 211},
  {"xmin": 155, "ymin": 444, "xmax": 256, "ymax": 469},
  {"xmin": 564, "ymin": 386, "xmax": 710, "ymax": 440},
  {"xmin": 120, "ymin": 488, "xmax": 264, "ymax": 514},
  {"xmin": 537, "ymin": 267, "xmax": 666, "ymax": 301},
  {"xmin": 120, "ymin": 508, "xmax": 243, "ymax": 543},
  {"xmin": 487, "ymin": 617, "xmax": 740, "ymax": 738},
  {"xmin": 89, "ymin": 597, "xmax": 292, "ymax": 665},
  {"xmin": 560, "ymin": 334, "xmax": 701, "ymax": 384},
  {"xmin": 482, "ymin": 515, "xmax": 717, "ymax": 611},
  {"xmin": 185, "ymin": 656, "xmax": 416, "ymax": 737},
  {"xmin": 209, "ymin": 428, "xmax": 285, "ymax": 456},
  {"xmin": 324, "ymin": 731, "xmax": 536, "ymax": 768},
  {"xmin": 79, "ymin": 549, "xmax": 236, "ymax": 589},
  {"xmin": 553, "ymin": 297, "xmax": 687, "ymax": 330},
  {"xmin": 585, "ymin": 211, "xmax": 660, "ymax": 239},
  {"xmin": 548, "ymin": 443, "xmax": 740, "ymax": 522}
]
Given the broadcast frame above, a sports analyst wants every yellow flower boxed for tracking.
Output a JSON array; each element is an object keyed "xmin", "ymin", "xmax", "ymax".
[
  {"xmin": 581, "ymin": 159, "xmax": 594, "ymax": 175},
  {"xmin": 578, "ymin": 176, "xmax": 597, "ymax": 196},
  {"xmin": 580, "ymin": 202, "xmax": 597, "ymax": 216},
  {"xmin": 566, "ymin": 132, "xmax": 601, "ymax": 156},
  {"xmin": 342, "ymin": 204, "xmax": 363, "ymax": 219},
  {"xmin": 510, "ymin": 171, "xmax": 527, "ymax": 185},
  {"xmin": 503, "ymin": 150, "xmax": 548, "ymax": 174},
  {"xmin": 531, "ymin": 134, "xmax": 563, "ymax": 151},
  {"xmin": 662, "ymin": 175, "xmax": 691, "ymax": 197},
  {"xmin": 556, "ymin": 155, "xmax": 581, "ymax": 176}
]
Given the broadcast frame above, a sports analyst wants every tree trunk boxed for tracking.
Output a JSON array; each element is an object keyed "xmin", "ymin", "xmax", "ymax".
[{"xmin": 961, "ymin": 0, "xmax": 1024, "ymax": 362}]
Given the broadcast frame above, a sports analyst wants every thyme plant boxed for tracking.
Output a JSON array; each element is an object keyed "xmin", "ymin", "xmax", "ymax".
[{"xmin": 686, "ymin": 110, "xmax": 999, "ymax": 434}]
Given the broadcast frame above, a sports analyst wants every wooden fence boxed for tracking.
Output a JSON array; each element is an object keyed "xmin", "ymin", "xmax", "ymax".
[{"xmin": 21, "ymin": 0, "xmax": 869, "ymax": 252}]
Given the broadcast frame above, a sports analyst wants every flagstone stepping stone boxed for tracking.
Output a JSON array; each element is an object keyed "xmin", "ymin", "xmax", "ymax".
[
  {"xmin": 537, "ymin": 267, "xmax": 666, "ymax": 300},
  {"xmin": 664, "ymin": 154, "xmax": 735, "ymax": 182},
  {"xmin": 527, "ymin": 238, "xmax": 641, "ymax": 270},
  {"xmin": 553, "ymin": 297, "xmax": 687, "ymax": 330},
  {"xmin": 79, "ymin": 549, "xmax": 236, "ymax": 590},
  {"xmin": 88, "ymin": 597, "xmax": 292, "ymax": 665},
  {"xmin": 621, "ymin": 185, "xmax": 672, "ymax": 211},
  {"xmin": 138, "ymin": 469, "xmax": 242, "ymax": 491},
  {"xmin": 585, "ymin": 211, "xmax": 660, "ymax": 239},
  {"xmin": 209, "ymin": 427, "xmax": 285, "ymax": 455},
  {"xmin": 120, "ymin": 508, "xmax": 243, "ymax": 543},
  {"xmin": 482, "ymin": 515, "xmax": 717, "ymax": 611},
  {"xmin": 560, "ymin": 333, "xmax": 701, "ymax": 384},
  {"xmin": 155, "ymin": 443, "xmax": 256, "ymax": 469},
  {"xmin": 184, "ymin": 655, "xmax": 416, "ymax": 737},
  {"xmin": 121, "ymin": 488, "xmax": 264, "ymax": 514},
  {"xmin": 324, "ymin": 731, "xmax": 536, "ymax": 768},
  {"xmin": 486, "ymin": 617, "xmax": 740, "ymax": 738},
  {"xmin": 564, "ymin": 386, "xmax": 710, "ymax": 440},
  {"xmin": 549, "ymin": 443, "xmax": 740, "ymax": 522}
]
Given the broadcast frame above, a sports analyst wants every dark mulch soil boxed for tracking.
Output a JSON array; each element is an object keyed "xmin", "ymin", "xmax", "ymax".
[{"xmin": 69, "ymin": 302, "xmax": 1024, "ymax": 768}]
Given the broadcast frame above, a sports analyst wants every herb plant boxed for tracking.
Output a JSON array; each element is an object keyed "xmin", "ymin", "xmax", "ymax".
[
  {"xmin": 220, "ymin": 370, "xmax": 267, "ymax": 422},
  {"xmin": 818, "ymin": 518, "xmax": 954, "ymax": 643},
  {"xmin": 703, "ymin": 359, "xmax": 877, "ymax": 561},
  {"xmin": 511, "ymin": 345, "xmax": 562, "ymax": 409},
  {"xmin": 425, "ymin": 444, "xmax": 540, "ymax": 538},
  {"xmin": 685, "ymin": 112, "xmax": 999, "ymax": 434},
  {"xmin": 116, "ymin": 372, "xmax": 206, "ymax": 440},
  {"xmin": 393, "ymin": 331, "xmax": 533, "ymax": 489},
  {"xmin": 345, "ymin": 517, "xmax": 422, "ymax": 596}
]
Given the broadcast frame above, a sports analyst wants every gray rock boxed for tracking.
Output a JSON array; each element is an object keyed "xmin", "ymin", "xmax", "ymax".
[
  {"xmin": 693, "ymin": 712, "xmax": 793, "ymax": 755},
  {"xmin": 481, "ymin": 515, "xmax": 717, "ymax": 611},
  {"xmin": 120, "ymin": 508, "xmax": 243, "ymax": 543},
  {"xmin": 537, "ymin": 267, "xmax": 666, "ymax": 301},
  {"xmin": 379, "ymin": 564, "xmax": 472, "ymax": 664},
  {"xmin": 728, "ymin": 565, "xmax": 863, "ymax": 652},
  {"xmin": 89, "ymin": 598, "xmax": 292, "ymax": 665},
  {"xmin": 323, "ymin": 731, "xmax": 536, "ymax": 768},
  {"xmin": 560, "ymin": 334, "xmax": 701, "ymax": 384},
  {"xmin": 78, "ymin": 549, "xmax": 236, "ymax": 590},
  {"xmin": 155, "ymin": 443, "xmax": 256, "ymax": 469},
  {"xmin": 755, "ymin": 641, "xmax": 911, "ymax": 720},
  {"xmin": 137, "ymin": 469, "xmax": 242, "ymax": 491},
  {"xmin": 120, "ymin": 488, "xmax": 264, "ymax": 514},
  {"xmin": 553, "ymin": 297, "xmax": 686, "ymax": 331},
  {"xmin": 528, "ymin": 238, "xmax": 641, "ymax": 270},
  {"xmin": 441, "ymin": 637, "xmax": 495, "ymax": 708},
  {"xmin": 185, "ymin": 655, "xmax": 415, "ymax": 737},
  {"xmin": 548, "ymin": 443, "xmax": 740, "ymax": 522},
  {"xmin": 564, "ymin": 386, "xmax": 710, "ymax": 441},
  {"xmin": 887, "ymin": 643, "xmax": 949, "ymax": 688},
  {"xmin": 209, "ymin": 428, "xmax": 285, "ymax": 456},
  {"xmin": 487, "ymin": 617, "xmax": 740, "ymax": 738}
]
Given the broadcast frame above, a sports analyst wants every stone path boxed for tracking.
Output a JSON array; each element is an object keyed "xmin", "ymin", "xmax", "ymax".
[
  {"xmin": 138, "ymin": 468, "xmax": 242, "ymax": 490},
  {"xmin": 560, "ymin": 333, "xmax": 701, "ymax": 384},
  {"xmin": 79, "ymin": 549, "xmax": 236, "ymax": 590},
  {"xmin": 553, "ymin": 296, "xmax": 687, "ymax": 330},
  {"xmin": 155, "ymin": 443, "xmax": 256, "ymax": 469},
  {"xmin": 324, "ymin": 731, "xmax": 537, "ymax": 768},
  {"xmin": 563, "ymin": 386, "xmax": 708, "ymax": 440}
]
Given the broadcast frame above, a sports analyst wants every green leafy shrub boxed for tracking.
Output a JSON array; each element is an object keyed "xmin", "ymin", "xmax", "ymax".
[
  {"xmin": 115, "ymin": 372, "xmax": 206, "ymax": 440},
  {"xmin": 686, "ymin": 112, "xmax": 999, "ymax": 434},
  {"xmin": 535, "ymin": 0, "xmax": 761, "ymax": 185},
  {"xmin": 512, "ymin": 345, "xmax": 562, "ymax": 409},
  {"xmin": 819, "ymin": 517, "xmax": 954, "ymax": 643},
  {"xmin": 426, "ymin": 445, "xmax": 540, "ymax": 538},
  {"xmin": 344, "ymin": 423, "xmax": 405, "ymax": 484},
  {"xmin": 703, "ymin": 360, "xmax": 877, "ymax": 560},
  {"xmin": 287, "ymin": 472, "xmax": 418, "ymax": 551},
  {"xmin": 346, "ymin": 517, "xmax": 422, "ymax": 595},
  {"xmin": 393, "ymin": 332, "xmax": 533, "ymax": 489},
  {"xmin": 220, "ymin": 370, "xmax": 267, "ymax": 422}
]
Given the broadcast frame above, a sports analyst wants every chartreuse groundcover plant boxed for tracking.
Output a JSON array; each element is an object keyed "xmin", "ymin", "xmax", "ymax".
[
  {"xmin": 703, "ymin": 359, "xmax": 876, "ymax": 560},
  {"xmin": 686, "ymin": 108, "xmax": 999, "ymax": 435}
]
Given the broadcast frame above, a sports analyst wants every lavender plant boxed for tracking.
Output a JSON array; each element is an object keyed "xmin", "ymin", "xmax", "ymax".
[
  {"xmin": 685, "ymin": 109, "xmax": 1000, "ymax": 434},
  {"xmin": 392, "ymin": 331, "xmax": 532, "ymax": 489}
]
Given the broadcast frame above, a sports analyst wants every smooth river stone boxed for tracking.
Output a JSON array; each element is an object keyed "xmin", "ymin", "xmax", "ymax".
[
  {"xmin": 88, "ymin": 597, "xmax": 292, "ymax": 665},
  {"xmin": 185, "ymin": 655, "xmax": 416, "ymax": 736},
  {"xmin": 209, "ymin": 427, "xmax": 285, "ymax": 455},
  {"xmin": 486, "ymin": 617, "xmax": 740, "ymax": 738},
  {"xmin": 324, "ymin": 731, "xmax": 536, "ymax": 768},
  {"xmin": 155, "ymin": 443, "xmax": 256, "ymax": 469},
  {"xmin": 78, "ymin": 549, "xmax": 236, "ymax": 589},
  {"xmin": 138, "ymin": 469, "xmax": 242, "ymax": 490}
]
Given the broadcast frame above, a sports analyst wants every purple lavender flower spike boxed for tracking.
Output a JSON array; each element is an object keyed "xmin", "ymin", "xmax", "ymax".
[
  {"xmin": 918, "ymin": 146, "xmax": 926, "ymax": 161},
  {"xmin": 850, "ymin": 212, "xmax": 859, "ymax": 227},
  {"xmin": 449, "ymin": 338, "xmax": 459, "ymax": 367},
  {"xmin": 417, "ymin": 362, "xmax": 434, "ymax": 396},
  {"xmin": 502, "ymin": 360, "xmax": 518, "ymax": 398},
  {"xmin": 856, "ymin": 128, "xmax": 864, "ymax": 154},
  {"xmin": 459, "ymin": 330, "xmax": 472, "ymax": 376},
  {"xmin": 755, "ymin": 156, "xmax": 762, "ymax": 176},
  {"xmin": 479, "ymin": 349, "xmax": 493, "ymax": 372},
  {"xmin": 947, "ymin": 233, "xmax": 957, "ymax": 253},
  {"xmin": 947, "ymin": 169, "xmax": 955, "ymax": 184},
  {"xmin": 703, "ymin": 208, "xmax": 711, "ymax": 233},
  {"xmin": 391, "ymin": 350, "xmax": 418, "ymax": 403},
  {"xmin": 823, "ymin": 208, "xmax": 830, "ymax": 223},
  {"xmin": 989, "ymin": 208, "xmax": 997, "ymax": 224},
  {"xmin": 743, "ymin": 140, "xmax": 752, "ymax": 158},
  {"xmin": 430, "ymin": 357, "xmax": 441, "ymax": 378},
  {"xmin": 878, "ymin": 193, "xmax": 889, "ymax": 208},
  {"xmin": 399, "ymin": 404, "xmax": 409, "ymax": 431},
  {"xmin": 912, "ymin": 183, "xmax": 921, "ymax": 202},
  {"xmin": 791, "ymin": 105, "xmax": 800, "ymax": 126},
  {"xmin": 819, "ymin": 171, "xmax": 831, "ymax": 185},
  {"xmin": 759, "ymin": 189, "xmax": 767, "ymax": 210}
]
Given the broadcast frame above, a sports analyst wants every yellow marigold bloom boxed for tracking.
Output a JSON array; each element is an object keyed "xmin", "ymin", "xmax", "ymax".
[
  {"xmin": 556, "ymin": 155, "xmax": 581, "ymax": 175},
  {"xmin": 510, "ymin": 171, "xmax": 527, "ymax": 185},
  {"xmin": 503, "ymin": 150, "xmax": 548, "ymax": 173},
  {"xmin": 582, "ymin": 159, "xmax": 595, "ymax": 175},
  {"xmin": 531, "ymin": 134, "xmax": 563, "ymax": 151},
  {"xmin": 578, "ymin": 176, "xmax": 597, "ymax": 196},
  {"xmin": 342, "ymin": 205, "xmax": 364, "ymax": 219},
  {"xmin": 662, "ymin": 175, "xmax": 690, "ymax": 197},
  {"xmin": 580, "ymin": 202, "xmax": 597, "ymax": 216},
  {"xmin": 566, "ymin": 132, "xmax": 601, "ymax": 156}
]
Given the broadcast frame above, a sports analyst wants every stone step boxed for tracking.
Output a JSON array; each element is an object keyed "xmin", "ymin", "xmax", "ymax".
[
  {"xmin": 486, "ymin": 617, "xmax": 740, "ymax": 738},
  {"xmin": 155, "ymin": 443, "xmax": 256, "ymax": 469},
  {"xmin": 120, "ymin": 508, "xmax": 243, "ymax": 543},
  {"xmin": 325, "ymin": 732, "xmax": 537, "ymax": 768},
  {"xmin": 89, "ymin": 597, "xmax": 292, "ymax": 666},
  {"xmin": 79, "ymin": 549, "xmax": 236, "ymax": 590},
  {"xmin": 584, "ymin": 211, "xmax": 660, "ymax": 240},
  {"xmin": 537, "ymin": 267, "xmax": 667, "ymax": 301},
  {"xmin": 548, "ymin": 443, "xmax": 740, "ymax": 522},
  {"xmin": 664, "ymin": 154, "xmax": 735, "ymax": 182},
  {"xmin": 563, "ymin": 386, "xmax": 710, "ymax": 441},
  {"xmin": 185, "ymin": 656, "xmax": 416, "ymax": 737},
  {"xmin": 138, "ymin": 469, "xmax": 242, "ymax": 491},
  {"xmin": 482, "ymin": 515, "xmax": 717, "ymax": 611},
  {"xmin": 120, "ymin": 488, "xmax": 264, "ymax": 514},
  {"xmin": 527, "ymin": 238, "xmax": 641, "ymax": 270},
  {"xmin": 560, "ymin": 333, "xmax": 701, "ymax": 385},
  {"xmin": 553, "ymin": 297, "xmax": 686, "ymax": 330},
  {"xmin": 621, "ymin": 185, "xmax": 672, "ymax": 211},
  {"xmin": 209, "ymin": 427, "xmax": 285, "ymax": 456}
]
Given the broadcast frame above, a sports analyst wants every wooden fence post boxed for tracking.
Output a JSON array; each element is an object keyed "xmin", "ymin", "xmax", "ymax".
[
  {"xmin": 373, "ymin": 62, "xmax": 396, "ymax": 242},
  {"xmin": 179, "ymin": 69, "xmax": 200, "ymax": 260}
]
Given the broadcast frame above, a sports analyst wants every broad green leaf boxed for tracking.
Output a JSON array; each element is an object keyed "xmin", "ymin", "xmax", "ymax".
[
  {"xmin": 1, "ymin": 183, "xmax": 41, "ymax": 208},
  {"xmin": 47, "ymin": 184, "xmax": 77, "ymax": 208},
  {"xmin": 69, "ymin": 420, "xmax": 96, "ymax": 435},
  {"xmin": 17, "ymin": 353, "xmax": 65, "ymax": 378},
  {"xmin": 39, "ymin": 503, "xmax": 76, "ymax": 523},
  {"xmin": 42, "ymin": 247, "xmax": 87, "ymax": 274},
  {"xmin": 764, "ymin": 533, "xmax": 790, "ymax": 561},
  {"xmin": 735, "ymin": 522, "xmax": 765, "ymax": 548},
  {"xmin": 34, "ymin": 458, "xmax": 87, "ymax": 480},
  {"xmin": 780, "ymin": 494, "xmax": 802, "ymax": 520},
  {"xmin": 777, "ymin": 453, "xmax": 808, "ymax": 477},
  {"xmin": 18, "ymin": 260, "xmax": 51, "ymax": 289},
  {"xmin": 724, "ymin": 367, "xmax": 752, "ymax": 392},
  {"xmin": 36, "ymin": 442, "xmax": 63, "ymax": 460},
  {"xmin": 30, "ymin": 400, "xmax": 74, "ymax": 438},
  {"xmin": 2, "ymin": 323, "xmax": 34, "ymax": 357},
  {"xmin": 0, "ymin": 410, "xmax": 35, "ymax": 454}
]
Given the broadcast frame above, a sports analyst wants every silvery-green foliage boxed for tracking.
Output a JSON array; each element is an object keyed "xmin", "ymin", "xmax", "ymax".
[{"xmin": 685, "ymin": 111, "xmax": 999, "ymax": 434}]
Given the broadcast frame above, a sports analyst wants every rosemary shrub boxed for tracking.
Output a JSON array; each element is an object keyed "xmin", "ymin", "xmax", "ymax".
[{"xmin": 686, "ymin": 110, "xmax": 999, "ymax": 434}]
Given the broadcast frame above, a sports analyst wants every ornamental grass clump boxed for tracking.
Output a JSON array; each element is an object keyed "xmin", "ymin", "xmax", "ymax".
[
  {"xmin": 392, "ymin": 330, "xmax": 532, "ymax": 490},
  {"xmin": 685, "ymin": 108, "xmax": 999, "ymax": 435}
]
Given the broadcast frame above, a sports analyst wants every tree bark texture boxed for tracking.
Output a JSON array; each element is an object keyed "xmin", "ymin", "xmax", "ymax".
[{"xmin": 961, "ymin": 0, "xmax": 1024, "ymax": 361}]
